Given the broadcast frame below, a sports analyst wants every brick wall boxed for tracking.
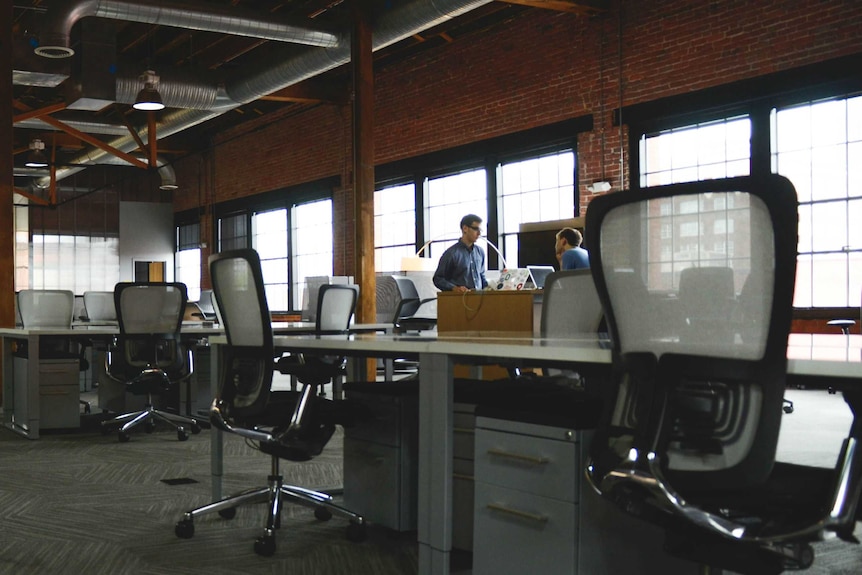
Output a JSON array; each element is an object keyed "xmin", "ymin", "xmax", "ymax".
[{"xmin": 172, "ymin": 0, "xmax": 862, "ymax": 278}]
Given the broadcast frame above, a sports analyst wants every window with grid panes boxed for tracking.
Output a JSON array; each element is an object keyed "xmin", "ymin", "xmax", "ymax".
[{"xmin": 374, "ymin": 182, "xmax": 416, "ymax": 272}]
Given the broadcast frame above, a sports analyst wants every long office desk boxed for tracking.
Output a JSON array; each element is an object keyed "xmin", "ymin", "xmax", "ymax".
[
  {"xmin": 0, "ymin": 323, "xmax": 229, "ymax": 439},
  {"xmin": 204, "ymin": 331, "xmax": 862, "ymax": 575},
  {"xmin": 0, "ymin": 321, "xmax": 340, "ymax": 439}
]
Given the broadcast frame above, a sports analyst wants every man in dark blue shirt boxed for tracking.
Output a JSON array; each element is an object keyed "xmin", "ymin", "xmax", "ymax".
[{"xmin": 433, "ymin": 214, "xmax": 488, "ymax": 292}]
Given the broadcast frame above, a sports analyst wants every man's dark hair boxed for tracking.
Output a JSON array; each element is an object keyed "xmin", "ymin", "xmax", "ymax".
[
  {"xmin": 557, "ymin": 227, "xmax": 583, "ymax": 247},
  {"xmin": 460, "ymin": 214, "xmax": 482, "ymax": 229}
]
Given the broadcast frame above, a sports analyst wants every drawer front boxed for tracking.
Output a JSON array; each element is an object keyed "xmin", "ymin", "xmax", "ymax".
[
  {"xmin": 342, "ymin": 437, "xmax": 417, "ymax": 531},
  {"xmin": 40, "ymin": 385, "xmax": 81, "ymax": 429},
  {"xmin": 473, "ymin": 482, "xmax": 577, "ymax": 575},
  {"xmin": 475, "ymin": 427, "xmax": 578, "ymax": 502}
]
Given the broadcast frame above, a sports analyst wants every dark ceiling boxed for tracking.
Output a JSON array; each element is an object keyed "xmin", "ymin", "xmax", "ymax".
[{"xmin": 11, "ymin": 0, "xmax": 604, "ymax": 199}]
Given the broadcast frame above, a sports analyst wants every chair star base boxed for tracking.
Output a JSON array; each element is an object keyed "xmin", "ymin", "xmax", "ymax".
[
  {"xmin": 175, "ymin": 455, "xmax": 366, "ymax": 556},
  {"xmin": 101, "ymin": 394, "xmax": 201, "ymax": 442}
]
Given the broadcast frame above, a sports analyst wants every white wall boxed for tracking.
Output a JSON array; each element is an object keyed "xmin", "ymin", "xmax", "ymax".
[{"xmin": 119, "ymin": 201, "xmax": 174, "ymax": 282}]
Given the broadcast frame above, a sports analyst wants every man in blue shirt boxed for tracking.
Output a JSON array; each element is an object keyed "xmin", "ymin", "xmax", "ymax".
[
  {"xmin": 556, "ymin": 227, "xmax": 590, "ymax": 269},
  {"xmin": 433, "ymin": 214, "xmax": 488, "ymax": 292}
]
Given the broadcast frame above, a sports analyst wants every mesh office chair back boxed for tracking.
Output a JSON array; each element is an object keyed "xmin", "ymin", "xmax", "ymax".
[
  {"xmin": 316, "ymin": 284, "xmax": 358, "ymax": 332},
  {"xmin": 209, "ymin": 249, "xmax": 274, "ymax": 418},
  {"xmin": 18, "ymin": 289, "xmax": 75, "ymax": 328},
  {"xmin": 83, "ymin": 290, "xmax": 117, "ymax": 322},
  {"xmin": 540, "ymin": 269, "xmax": 603, "ymax": 338},
  {"xmin": 391, "ymin": 275, "xmax": 436, "ymax": 332},
  {"xmin": 116, "ymin": 283, "xmax": 186, "ymax": 336},
  {"xmin": 585, "ymin": 175, "xmax": 798, "ymax": 501}
]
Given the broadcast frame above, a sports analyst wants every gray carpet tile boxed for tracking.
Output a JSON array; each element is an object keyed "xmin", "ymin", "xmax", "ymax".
[
  {"xmin": 0, "ymin": 426, "xmax": 417, "ymax": 575},
  {"xmin": 1, "ymin": 388, "xmax": 860, "ymax": 574}
]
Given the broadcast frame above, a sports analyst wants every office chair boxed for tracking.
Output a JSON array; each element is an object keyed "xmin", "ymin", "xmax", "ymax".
[
  {"xmin": 191, "ymin": 288, "xmax": 218, "ymax": 321},
  {"xmin": 583, "ymin": 174, "xmax": 862, "ymax": 574},
  {"xmin": 17, "ymin": 290, "xmax": 75, "ymax": 328},
  {"xmin": 101, "ymin": 282, "xmax": 202, "ymax": 442},
  {"xmin": 275, "ymin": 283, "xmax": 359, "ymax": 396},
  {"xmin": 391, "ymin": 275, "xmax": 437, "ymax": 333},
  {"xmin": 83, "ymin": 290, "xmax": 117, "ymax": 323},
  {"xmin": 175, "ymin": 249, "xmax": 366, "ymax": 556}
]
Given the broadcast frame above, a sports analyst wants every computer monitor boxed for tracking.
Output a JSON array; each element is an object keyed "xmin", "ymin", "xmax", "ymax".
[{"xmin": 527, "ymin": 265, "xmax": 556, "ymax": 289}]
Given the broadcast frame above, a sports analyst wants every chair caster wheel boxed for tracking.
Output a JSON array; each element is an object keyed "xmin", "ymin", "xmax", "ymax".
[
  {"xmin": 118, "ymin": 431, "xmax": 130, "ymax": 443},
  {"xmin": 178, "ymin": 428, "xmax": 190, "ymax": 441},
  {"xmin": 254, "ymin": 535, "xmax": 276, "ymax": 556},
  {"xmin": 175, "ymin": 519, "xmax": 194, "ymax": 539},
  {"xmin": 218, "ymin": 508, "xmax": 236, "ymax": 520},
  {"xmin": 314, "ymin": 507, "xmax": 332, "ymax": 521},
  {"xmin": 346, "ymin": 522, "xmax": 367, "ymax": 542},
  {"xmin": 191, "ymin": 422, "xmax": 202, "ymax": 434}
]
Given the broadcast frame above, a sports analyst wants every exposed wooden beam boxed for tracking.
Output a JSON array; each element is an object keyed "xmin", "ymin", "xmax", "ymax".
[
  {"xmin": 261, "ymin": 78, "xmax": 348, "ymax": 105},
  {"xmin": 14, "ymin": 100, "xmax": 149, "ymax": 169},
  {"xmin": 12, "ymin": 101, "xmax": 67, "ymax": 123},
  {"xmin": 496, "ymin": 0, "xmax": 606, "ymax": 15},
  {"xmin": 40, "ymin": 115, "xmax": 148, "ymax": 169},
  {"xmin": 1, "ymin": 0, "xmax": 14, "ymax": 329},
  {"xmin": 119, "ymin": 112, "xmax": 149, "ymax": 155},
  {"xmin": 13, "ymin": 187, "xmax": 50, "ymax": 206}
]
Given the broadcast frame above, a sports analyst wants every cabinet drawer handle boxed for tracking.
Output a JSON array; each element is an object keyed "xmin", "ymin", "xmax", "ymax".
[
  {"xmin": 453, "ymin": 427, "xmax": 474, "ymax": 435},
  {"xmin": 453, "ymin": 473, "xmax": 474, "ymax": 481},
  {"xmin": 487, "ymin": 448, "xmax": 549, "ymax": 465},
  {"xmin": 486, "ymin": 502, "xmax": 548, "ymax": 524}
]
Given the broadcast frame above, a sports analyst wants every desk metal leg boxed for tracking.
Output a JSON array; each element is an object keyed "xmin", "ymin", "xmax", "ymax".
[
  {"xmin": 418, "ymin": 352, "xmax": 453, "ymax": 575},
  {"xmin": 3, "ymin": 334, "xmax": 42, "ymax": 439},
  {"xmin": 210, "ymin": 342, "xmax": 223, "ymax": 500}
]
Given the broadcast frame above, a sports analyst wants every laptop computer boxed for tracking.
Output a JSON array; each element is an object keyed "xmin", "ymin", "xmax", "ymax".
[
  {"xmin": 527, "ymin": 265, "xmax": 556, "ymax": 289},
  {"xmin": 495, "ymin": 268, "xmax": 533, "ymax": 290}
]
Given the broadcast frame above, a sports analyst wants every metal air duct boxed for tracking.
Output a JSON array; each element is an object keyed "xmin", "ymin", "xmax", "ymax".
[
  {"xmin": 35, "ymin": 0, "xmax": 341, "ymax": 58},
  {"xmin": 33, "ymin": 0, "xmax": 493, "ymax": 191}
]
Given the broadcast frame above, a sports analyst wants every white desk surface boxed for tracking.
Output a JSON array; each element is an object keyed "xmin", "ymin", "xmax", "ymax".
[{"xmin": 210, "ymin": 331, "xmax": 862, "ymax": 379}]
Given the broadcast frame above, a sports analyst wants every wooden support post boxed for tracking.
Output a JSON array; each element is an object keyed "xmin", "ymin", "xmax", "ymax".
[
  {"xmin": 0, "ymin": 0, "xmax": 14, "ymax": 331},
  {"xmin": 351, "ymin": 1, "xmax": 377, "ymax": 381}
]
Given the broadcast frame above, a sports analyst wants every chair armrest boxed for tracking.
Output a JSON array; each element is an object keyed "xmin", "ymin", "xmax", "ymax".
[{"xmin": 209, "ymin": 399, "xmax": 275, "ymax": 443}]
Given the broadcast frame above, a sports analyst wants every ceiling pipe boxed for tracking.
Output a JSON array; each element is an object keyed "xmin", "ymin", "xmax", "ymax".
[
  {"xmin": 34, "ymin": 0, "xmax": 341, "ymax": 59},
  {"xmin": 32, "ymin": 0, "xmax": 494, "ymax": 191}
]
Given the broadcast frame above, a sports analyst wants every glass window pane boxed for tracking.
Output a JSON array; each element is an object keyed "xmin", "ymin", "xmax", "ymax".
[
  {"xmin": 774, "ymin": 96, "xmax": 859, "ymax": 307},
  {"xmin": 640, "ymin": 117, "xmax": 750, "ymax": 186},
  {"xmin": 374, "ymin": 183, "xmax": 415, "ymax": 272},
  {"xmin": 292, "ymin": 199, "xmax": 333, "ymax": 309},
  {"xmin": 811, "ymin": 253, "xmax": 848, "ymax": 307},
  {"xmin": 496, "ymin": 149, "xmax": 575, "ymax": 267}
]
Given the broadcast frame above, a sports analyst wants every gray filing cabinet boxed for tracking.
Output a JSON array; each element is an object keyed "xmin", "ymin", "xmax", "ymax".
[
  {"xmin": 472, "ymin": 415, "xmax": 580, "ymax": 575},
  {"xmin": 472, "ymin": 418, "xmax": 702, "ymax": 575},
  {"xmin": 14, "ymin": 356, "xmax": 81, "ymax": 430},
  {"xmin": 342, "ymin": 386, "xmax": 419, "ymax": 531}
]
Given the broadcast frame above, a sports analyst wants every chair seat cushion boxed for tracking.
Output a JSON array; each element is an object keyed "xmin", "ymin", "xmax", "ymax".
[
  {"xmin": 677, "ymin": 462, "xmax": 837, "ymax": 536},
  {"xmin": 275, "ymin": 355, "xmax": 345, "ymax": 386},
  {"xmin": 250, "ymin": 392, "xmax": 365, "ymax": 461}
]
